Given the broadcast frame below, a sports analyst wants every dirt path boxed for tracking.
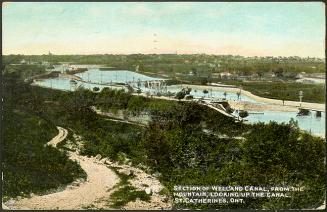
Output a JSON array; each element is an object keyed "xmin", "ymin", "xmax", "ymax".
[
  {"xmin": 47, "ymin": 126, "xmax": 68, "ymax": 147},
  {"xmin": 227, "ymin": 100, "xmax": 300, "ymax": 112},
  {"xmin": 316, "ymin": 201, "xmax": 326, "ymax": 210},
  {"xmin": 7, "ymin": 127, "xmax": 119, "ymax": 210}
]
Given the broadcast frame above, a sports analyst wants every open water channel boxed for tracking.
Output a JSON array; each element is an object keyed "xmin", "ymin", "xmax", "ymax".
[{"xmin": 33, "ymin": 69, "xmax": 325, "ymax": 136}]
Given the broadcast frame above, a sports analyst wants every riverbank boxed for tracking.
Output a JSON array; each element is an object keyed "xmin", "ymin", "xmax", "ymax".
[{"xmin": 227, "ymin": 100, "xmax": 299, "ymax": 112}]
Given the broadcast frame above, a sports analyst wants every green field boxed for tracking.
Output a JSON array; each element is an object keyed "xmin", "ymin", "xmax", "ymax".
[{"xmin": 215, "ymin": 80, "xmax": 325, "ymax": 103}]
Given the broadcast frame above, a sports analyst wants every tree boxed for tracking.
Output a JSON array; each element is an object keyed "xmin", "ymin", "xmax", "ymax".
[
  {"xmin": 191, "ymin": 68, "xmax": 197, "ymax": 76},
  {"xmin": 200, "ymin": 78, "xmax": 208, "ymax": 85},
  {"xmin": 93, "ymin": 87, "xmax": 100, "ymax": 92},
  {"xmin": 273, "ymin": 67, "xmax": 284, "ymax": 78},
  {"xmin": 3, "ymin": 71, "xmax": 23, "ymax": 109},
  {"xmin": 223, "ymin": 92, "xmax": 227, "ymax": 100},
  {"xmin": 167, "ymin": 91, "xmax": 173, "ymax": 99},
  {"xmin": 257, "ymin": 71, "xmax": 263, "ymax": 80},
  {"xmin": 239, "ymin": 110, "xmax": 249, "ymax": 118},
  {"xmin": 186, "ymin": 87, "xmax": 192, "ymax": 95},
  {"xmin": 226, "ymin": 107, "xmax": 234, "ymax": 114},
  {"xmin": 127, "ymin": 96, "xmax": 146, "ymax": 115},
  {"xmin": 185, "ymin": 95, "xmax": 193, "ymax": 100},
  {"xmin": 126, "ymin": 84, "xmax": 134, "ymax": 93},
  {"xmin": 175, "ymin": 91, "xmax": 186, "ymax": 100}
]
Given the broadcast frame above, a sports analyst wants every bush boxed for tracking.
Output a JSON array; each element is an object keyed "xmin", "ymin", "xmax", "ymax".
[
  {"xmin": 239, "ymin": 110, "xmax": 249, "ymax": 118},
  {"xmin": 175, "ymin": 91, "xmax": 186, "ymax": 100}
]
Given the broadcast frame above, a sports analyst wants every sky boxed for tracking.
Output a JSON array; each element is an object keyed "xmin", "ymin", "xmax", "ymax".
[{"xmin": 2, "ymin": 2, "xmax": 325, "ymax": 57}]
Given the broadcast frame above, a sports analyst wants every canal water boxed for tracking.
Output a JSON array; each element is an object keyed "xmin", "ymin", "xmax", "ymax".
[
  {"xmin": 234, "ymin": 110, "xmax": 325, "ymax": 136},
  {"xmin": 76, "ymin": 69, "xmax": 164, "ymax": 84},
  {"xmin": 34, "ymin": 76, "xmax": 127, "ymax": 92},
  {"xmin": 33, "ymin": 69, "xmax": 325, "ymax": 136},
  {"xmin": 164, "ymin": 85, "xmax": 264, "ymax": 104}
]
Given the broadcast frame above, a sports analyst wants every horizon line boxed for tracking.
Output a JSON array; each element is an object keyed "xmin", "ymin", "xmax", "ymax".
[{"xmin": 3, "ymin": 53, "xmax": 326, "ymax": 59}]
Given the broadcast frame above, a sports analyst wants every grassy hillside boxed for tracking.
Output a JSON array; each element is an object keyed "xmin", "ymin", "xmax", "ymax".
[{"xmin": 3, "ymin": 110, "xmax": 86, "ymax": 198}]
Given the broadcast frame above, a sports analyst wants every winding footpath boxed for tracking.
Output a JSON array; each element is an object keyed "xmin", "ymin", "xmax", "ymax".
[
  {"xmin": 47, "ymin": 126, "xmax": 68, "ymax": 147},
  {"xmin": 6, "ymin": 126, "xmax": 119, "ymax": 210}
]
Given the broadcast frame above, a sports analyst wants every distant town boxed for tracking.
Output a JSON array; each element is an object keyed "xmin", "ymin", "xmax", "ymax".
[{"xmin": 6, "ymin": 53, "xmax": 326, "ymax": 84}]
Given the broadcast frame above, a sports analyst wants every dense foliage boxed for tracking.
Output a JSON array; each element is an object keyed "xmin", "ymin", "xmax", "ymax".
[
  {"xmin": 141, "ymin": 109, "xmax": 325, "ymax": 209},
  {"xmin": 2, "ymin": 67, "xmax": 325, "ymax": 209},
  {"xmin": 242, "ymin": 122, "xmax": 325, "ymax": 207},
  {"xmin": 3, "ymin": 110, "xmax": 86, "ymax": 198},
  {"xmin": 4, "ymin": 64, "xmax": 46, "ymax": 80},
  {"xmin": 76, "ymin": 88, "xmax": 325, "ymax": 209},
  {"xmin": 2, "ymin": 71, "xmax": 86, "ymax": 198}
]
